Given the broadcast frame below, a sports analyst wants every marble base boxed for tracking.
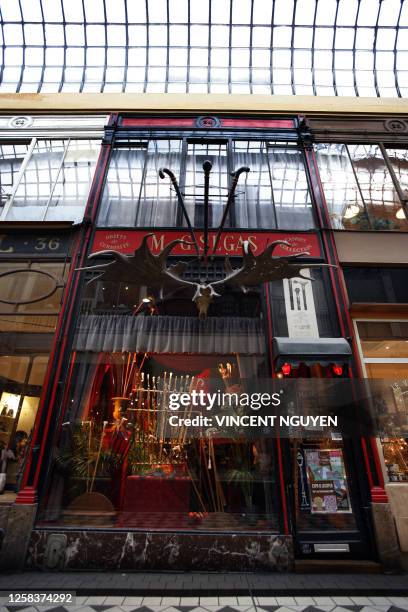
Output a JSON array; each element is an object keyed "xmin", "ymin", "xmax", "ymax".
[
  {"xmin": 26, "ymin": 530, "xmax": 293, "ymax": 572},
  {"xmin": 0, "ymin": 504, "xmax": 37, "ymax": 570}
]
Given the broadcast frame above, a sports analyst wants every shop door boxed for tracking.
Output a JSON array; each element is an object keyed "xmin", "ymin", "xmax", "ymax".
[
  {"xmin": 286, "ymin": 436, "xmax": 375, "ymax": 560},
  {"xmin": 280, "ymin": 365, "xmax": 376, "ymax": 561}
]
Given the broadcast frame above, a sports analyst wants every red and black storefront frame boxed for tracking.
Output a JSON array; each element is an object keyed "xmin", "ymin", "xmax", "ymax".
[{"xmin": 15, "ymin": 113, "xmax": 383, "ymax": 569}]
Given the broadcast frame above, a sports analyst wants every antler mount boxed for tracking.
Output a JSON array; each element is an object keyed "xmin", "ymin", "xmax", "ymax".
[{"xmin": 78, "ymin": 235, "xmax": 335, "ymax": 318}]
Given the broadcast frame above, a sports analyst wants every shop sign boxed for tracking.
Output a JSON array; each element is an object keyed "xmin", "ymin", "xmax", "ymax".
[
  {"xmin": 0, "ymin": 233, "xmax": 70, "ymax": 256},
  {"xmin": 283, "ymin": 275, "xmax": 319, "ymax": 338},
  {"xmin": 91, "ymin": 230, "xmax": 322, "ymax": 258}
]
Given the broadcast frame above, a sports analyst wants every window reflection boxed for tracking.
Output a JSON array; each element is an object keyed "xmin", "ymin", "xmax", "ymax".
[
  {"xmin": 0, "ymin": 143, "xmax": 30, "ymax": 212},
  {"xmin": 38, "ymin": 276, "xmax": 280, "ymax": 532},
  {"xmin": 184, "ymin": 141, "xmax": 228, "ymax": 228},
  {"xmin": 315, "ymin": 143, "xmax": 408, "ymax": 231},
  {"xmin": 0, "ymin": 261, "xmax": 68, "ymax": 313},
  {"xmin": 3, "ymin": 139, "xmax": 100, "ymax": 223},
  {"xmin": 98, "ymin": 141, "xmax": 182, "ymax": 227},
  {"xmin": 98, "ymin": 139, "xmax": 315, "ymax": 231},
  {"xmin": 268, "ymin": 145, "xmax": 314, "ymax": 230}
]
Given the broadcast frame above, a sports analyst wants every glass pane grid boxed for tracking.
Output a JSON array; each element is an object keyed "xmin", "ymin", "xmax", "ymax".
[
  {"xmin": 0, "ymin": 0, "xmax": 406, "ymax": 95},
  {"xmin": 315, "ymin": 142, "xmax": 408, "ymax": 231}
]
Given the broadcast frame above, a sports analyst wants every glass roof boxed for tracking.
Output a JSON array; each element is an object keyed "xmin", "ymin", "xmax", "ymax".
[{"xmin": 0, "ymin": 0, "xmax": 407, "ymax": 97}]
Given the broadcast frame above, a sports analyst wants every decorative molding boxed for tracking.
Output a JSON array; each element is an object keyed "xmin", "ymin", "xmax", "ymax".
[{"xmin": 384, "ymin": 118, "xmax": 408, "ymax": 133}]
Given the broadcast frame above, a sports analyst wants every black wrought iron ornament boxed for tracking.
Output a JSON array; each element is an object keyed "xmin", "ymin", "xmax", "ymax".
[{"xmin": 79, "ymin": 162, "xmax": 335, "ymax": 318}]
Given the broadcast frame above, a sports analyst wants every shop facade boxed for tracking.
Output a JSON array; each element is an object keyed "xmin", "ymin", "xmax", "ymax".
[{"xmin": 0, "ymin": 106, "xmax": 407, "ymax": 571}]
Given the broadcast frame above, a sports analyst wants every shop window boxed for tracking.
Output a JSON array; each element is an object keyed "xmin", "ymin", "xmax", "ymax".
[
  {"xmin": 0, "ymin": 353, "xmax": 50, "ymax": 490},
  {"xmin": 356, "ymin": 320, "xmax": 408, "ymax": 482},
  {"xmin": 0, "ymin": 260, "xmax": 69, "ymax": 491},
  {"xmin": 38, "ymin": 275, "xmax": 282, "ymax": 532},
  {"xmin": 343, "ymin": 267, "xmax": 408, "ymax": 305},
  {"xmin": 0, "ymin": 139, "xmax": 100, "ymax": 222},
  {"xmin": 0, "ymin": 261, "xmax": 69, "ymax": 314},
  {"xmin": 98, "ymin": 138, "xmax": 315, "ymax": 231},
  {"xmin": 98, "ymin": 140, "xmax": 183, "ymax": 227},
  {"xmin": 315, "ymin": 143, "xmax": 408, "ymax": 231},
  {"xmin": 234, "ymin": 141, "xmax": 314, "ymax": 230}
]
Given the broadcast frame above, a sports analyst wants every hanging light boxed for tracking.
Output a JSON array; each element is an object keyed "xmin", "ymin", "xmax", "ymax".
[
  {"xmin": 343, "ymin": 204, "xmax": 360, "ymax": 219},
  {"xmin": 396, "ymin": 207, "xmax": 406, "ymax": 220},
  {"xmin": 333, "ymin": 364, "xmax": 343, "ymax": 376},
  {"xmin": 281, "ymin": 363, "xmax": 291, "ymax": 376}
]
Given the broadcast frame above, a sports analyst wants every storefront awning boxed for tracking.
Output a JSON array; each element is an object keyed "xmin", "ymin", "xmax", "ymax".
[{"xmin": 273, "ymin": 337, "xmax": 352, "ymax": 368}]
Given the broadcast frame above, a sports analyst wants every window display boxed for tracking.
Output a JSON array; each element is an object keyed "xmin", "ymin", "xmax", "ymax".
[
  {"xmin": 0, "ymin": 355, "xmax": 49, "ymax": 491},
  {"xmin": 39, "ymin": 272, "xmax": 281, "ymax": 532}
]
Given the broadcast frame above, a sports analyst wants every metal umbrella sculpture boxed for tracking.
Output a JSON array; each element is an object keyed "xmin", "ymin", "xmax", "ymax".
[{"xmin": 78, "ymin": 162, "xmax": 336, "ymax": 318}]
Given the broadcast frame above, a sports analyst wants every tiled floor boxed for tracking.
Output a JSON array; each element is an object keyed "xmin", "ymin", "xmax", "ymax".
[
  {"xmin": 1, "ymin": 595, "xmax": 408, "ymax": 611},
  {"xmin": 0, "ymin": 571, "xmax": 407, "ymax": 611}
]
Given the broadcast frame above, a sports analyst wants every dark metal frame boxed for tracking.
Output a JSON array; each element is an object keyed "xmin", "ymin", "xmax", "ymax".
[{"xmin": 97, "ymin": 129, "xmax": 319, "ymax": 233}]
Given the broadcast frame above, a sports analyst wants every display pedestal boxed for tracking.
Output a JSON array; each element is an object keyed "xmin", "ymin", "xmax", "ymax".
[{"xmin": 118, "ymin": 475, "xmax": 191, "ymax": 528}]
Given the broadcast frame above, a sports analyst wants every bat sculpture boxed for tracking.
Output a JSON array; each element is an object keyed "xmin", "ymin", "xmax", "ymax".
[{"xmin": 78, "ymin": 234, "xmax": 336, "ymax": 319}]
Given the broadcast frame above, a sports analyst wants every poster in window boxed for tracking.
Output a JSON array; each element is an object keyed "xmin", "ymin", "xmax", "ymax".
[{"xmin": 305, "ymin": 449, "xmax": 352, "ymax": 514}]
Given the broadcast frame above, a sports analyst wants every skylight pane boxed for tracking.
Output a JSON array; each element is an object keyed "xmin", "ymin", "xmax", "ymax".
[
  {"xmin": 336, "ymin": 0, "xmax": 358, "ymax": 26},
  {"xmin": 253, "ymin": 0, "xmax": 272, "ymax": 25},
  {"xmin": 378, "ymin": 0, "xmax": 401, "ymax": 26},
  {"xmin": 62, "ymin": 0, "xmax": 83, "ymax": 21},
  {"xmin": 106, "ymin": 0, "xmax": 126, "ymax": 22},
  {"xmin": 126, "ymin": 0, "xmax": 146, "ymax": 22},
  {"xmin": 231, "ymin": 26, "xmax": 250, "ymax": 47},
  {"xmin": 4, "ymin": 24, "xmax": 24, "ymax": 46},
  {"xmin": 45, "ymin": 24, "xmax": 64, "ymax": 46},
  {"xmin": 358, "ymin": 0, "xmax": 379, "ymax": 26},
  {"xmin": 24, "ymin": 24, "xmax": 45, "ymax": 46},
  {"xmin": 107, "ymin": 25, "xmax": 126, "ymax": 46},
  {"xmin": 20, "ymin": 0, "xmax": 43, "ymax": 22},
  {"xmin": 66, "ymin": 25, "xmax": 85, "ymax": 46},
  {"xmin": 84, "ymin": 0, "xmax": 105, "ymax": 22},
  {"xmin": 0, "ymin": 1, "xmax": 22, "ymax": 20},
  {"xmin": 377, "ymin": 28, "xmax": 397, "ymax": 51},
  {"xmin": 191, "ymin": 25, "xmax": 209, "ymax": 46},
  {"xmin": 190, "ymin": 0, "xmax": 209, "ymax": 22},
  {"xmin": 211, "ymin": 25, "xmax": 230, "ymax": 46},
  {"xmin": 232, "ymin": 0, "xmax": 252, "ymax": 24},
  {"xmin": 128, "ymin": 26, "xmax": 147, "ymax": 46},
  {"xmin": 170, "ymin": 25, "xmax": 188, "ymax": 46},
  {"xmin": 252, "ymin": 27, "xmax": 271, "ymax": 47},
  {"xmin": 295, "ymin": 0, "xmax": 315, "ymax": 25},
  {"xmin": 315, "ymin": 0, "xmax": 337, "ymax": 25},
  {"xmin": 42, "ymin": 0, "xmax": 63, "ymax": 22},
  {"xmin": 273, "ymin": 0, "xmax": 294, "ymax": 25},
  {"xmin": 211, "ymin": 0, "xmax": 231, "ymax": 24}
]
